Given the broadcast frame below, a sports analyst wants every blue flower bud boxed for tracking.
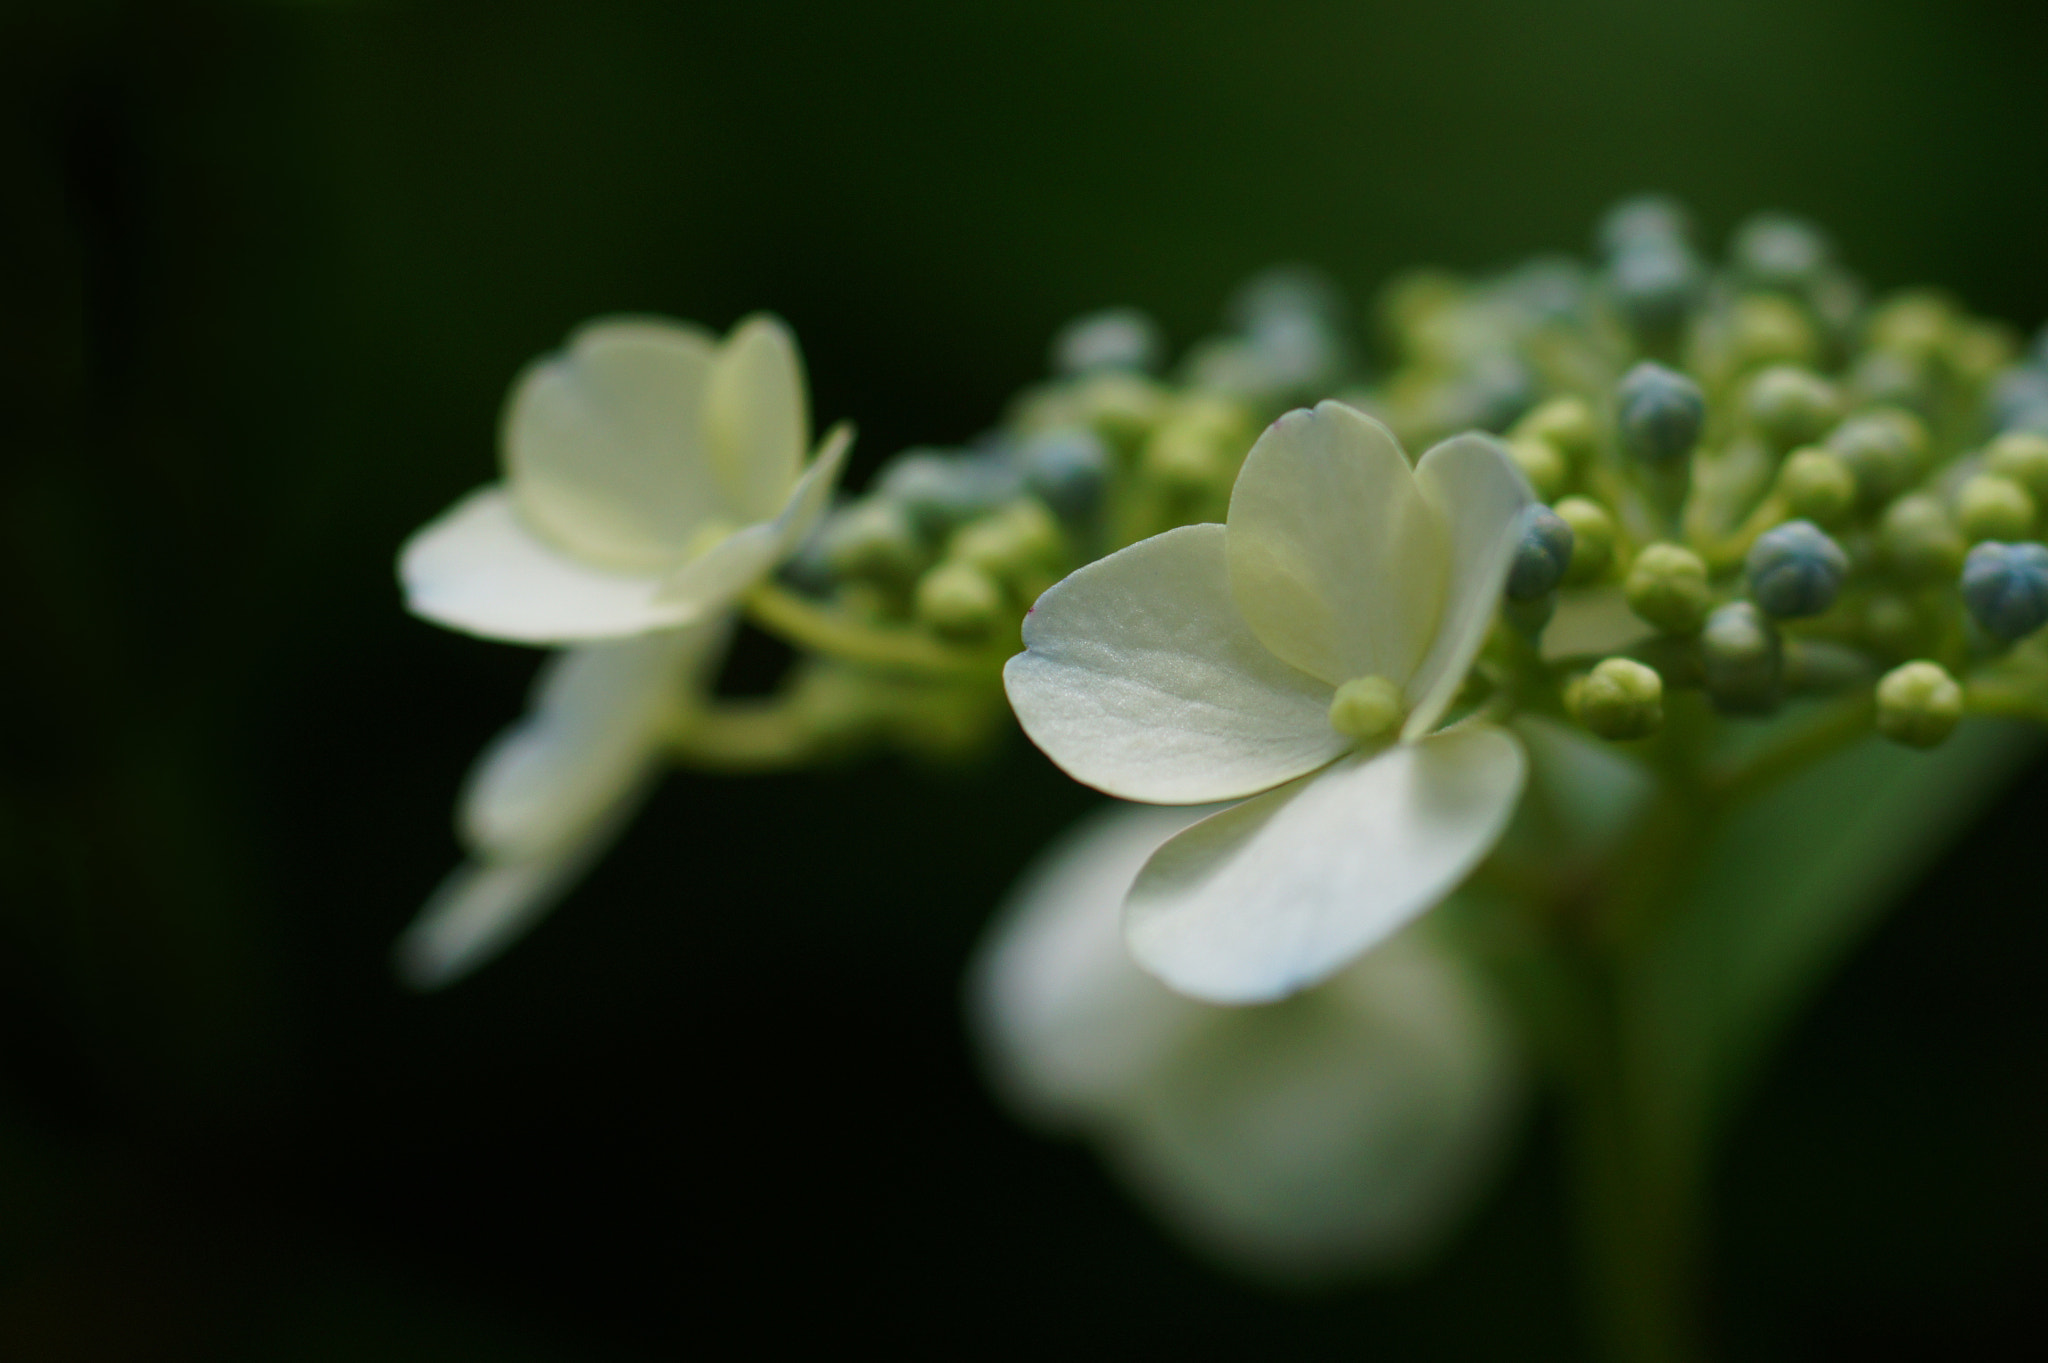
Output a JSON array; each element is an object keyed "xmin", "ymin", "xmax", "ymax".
[
  {"xmin": 1597, "ymin": 196, "xmax": 1692, "ymax": 256},
  {"xmin": 1608, "ymin": 242, "xmax": 1701, "ymax": 333},
  {"xmin": 1732, "ymin": 212, "xmax": 1830, "ymax": 290},
  {"xmin": 1051, "ymin": 308, "xmax": 1162, "ymax": 376},
  {"xmin": 1746, "ymin": 520, "xmax": 1849, "ymax": 619},
  {"xmin": 878, "ymin": 449, "xmax": 1021, "ymax": 538},
  {"xmin": 1617, "ymin": 362, "xmax": 1705, "ymax": 465},
  {"xmin": 1019, "ymin": 429, "xmax": 1110, "ymax": 521},
  {"xmin": 1960, "ymin": 540, "xmax": 2048, "ymax": 641},
  {"xmin": 1505, "ymin": 503, "xmax": 1575, "ymax": 601}
]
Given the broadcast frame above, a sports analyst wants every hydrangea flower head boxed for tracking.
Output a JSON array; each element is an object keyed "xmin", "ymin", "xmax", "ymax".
[
  {"xmin": 401, "ymin": 314, "xmax": 850, "ymax": 643},
  {"xmin": 1005, "ymin": 401, "xmax": 1531, "ymax": 1003}
]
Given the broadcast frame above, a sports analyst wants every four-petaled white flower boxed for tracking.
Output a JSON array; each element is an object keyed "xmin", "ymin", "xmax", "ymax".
[
  {"xmin": 1005, "ymin": 400, "xmax": 1532, "ymax": 1004},
  {"xmin": 971, "ymin": 801, "xmax": 1522, "ymax": 1282},
  {"xmin": 394, "ymin": 623, "xmax": 730, "ymax": 989},
  {"xmin": 400, "ymin": 314, "xmax": 850, "ymax": 643}
]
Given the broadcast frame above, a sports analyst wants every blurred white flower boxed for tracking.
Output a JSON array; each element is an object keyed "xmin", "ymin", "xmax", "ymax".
[
  {"xmin": 394, "ymin": 620, "xmax": 729, "ymax": 989},
  {"xmin": 400, "ymin": 314, "xmax": 850, "ymax": 644},
  {"xmin": 971, "ymin": 801, "xmax": 1523, "ymax": 1283},
  {"xmin": 1005, "ymin": 401, "xmax": 1531, "ymax": 1003}
]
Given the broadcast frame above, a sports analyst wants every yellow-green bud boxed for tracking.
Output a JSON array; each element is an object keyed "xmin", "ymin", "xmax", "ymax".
[
  {"xmin": 822, "ymin": 500, "xmax": 928, "ymax": 585},
  {"xmin": 1327, "ymin": 675, "xmax": 1406, "ymax": 741},
  {"xmin": 1827, "ymin": 408, "xmax": 1928, "ymax": 505},
  {"xmin": 1508, "ymin": 438, "xmax": 1569, "ymax": 501},
  {"xmin": 949, "ymin": 501, "xmax": 1064, "ymax": 581},
  {"xmin": 1745, "ymin": 366, "xmax": 1840, "ymax": 450},
  {"xmin": 1949, "ymin": 321, "xmax": 2017, "ymax": 385},
  {"xmin": 1874, "ymin": 660, "xmax": 1964, "ymax": 749},
  {"xmin": 1511, "ymin": 396, "xmax": 1600, "ymax": 468},
  {"xmin": 1858, "ymin": 592, "xmax": 1931, "ymax": 662},
  {"xmin": 1142, "ymin": 395, "xmax": 1254, "ymax": 494},
  {"xmin": 1568, "ymin": 657, "xmax": 1665, "ymax": 740},
  {"xmin": 1700, "ymin": 601, "xmax": 1783, "ymax": 713},
  {"xmin": 1624, "ymin": 541, "xmax": 1712, "ymax": 634},
  {"xmin": 914, "ymin": 560, "xmax": 1004, "ymax": 641},
  {"xmin": 1865, "ymin": 291, "xmax": 1953, "ymax": 359},
  {"xmin": 1553, "ymin": 496, "xmax": 1617, "ymax": 584},
  {"xmin": 1986, "ymin": 431, "xmax": 2048, "ymax": 503},
  {"xmin": 1879, "ymin": 494, "xmax": 1967, "ymax": 584},
  {"xmin": 1954, "ymin": 473, "xmax": 2036, "ymax": 543},
  {"xmin": 1074, "ymin": 371, "xmax": 1169, "ymax": 447},
  {"xmin": 1777, "ymin": 447, "xmax": 1858, "ymax": 526},
  {"xmin": 1727, "ymin": 295, "xmax": 1821, "ymax": 371}
]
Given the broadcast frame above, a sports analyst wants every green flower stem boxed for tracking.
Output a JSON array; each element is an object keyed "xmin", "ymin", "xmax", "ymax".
[
  {"xmin": 1703, "ymin": 693, "xmax": 1875, "ymax": 806},
  {"xmin": 667, "ymin": 701, "xmax": 816, "ymax": 771},
  {"xmin": 746, "ymin": 581, "xmax": 1009, "ymax": 679},
  {"xmin": 1965, "ymin": 677, "xmax": 2048, "ymax": 725}
]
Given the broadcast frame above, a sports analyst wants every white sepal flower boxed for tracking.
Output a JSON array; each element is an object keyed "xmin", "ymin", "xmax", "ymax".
[
  {"xmin": 395, "ymin": 619, "xmax": 730, "ymax": 988},
  {"xmin": 972, "ymin": 802, "xmax": 1523, "ymax": 1283},
  {"xmin": 1005, "ymin": 400, "xmax": 1531, "ymax": 1003},
  {"xmin": 401, "ymin": 315, "xmax": 850, "ymax": 644}
]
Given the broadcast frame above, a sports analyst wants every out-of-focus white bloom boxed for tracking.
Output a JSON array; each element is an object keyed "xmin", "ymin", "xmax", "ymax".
[
  {"xmin": 1005, "ymin": 401, "xmax": 1532, "ymax": 1004},
  {"xmin": 394, "ymin": 620, "xmax": 729, "ymax": 988},
  {"xmin": 401, "ymin": 315, "xmax": 850, "ymax": 644},
  {"xmin": 971, "ymin": 802, "xmax": 1523, "ymax": 1283}
]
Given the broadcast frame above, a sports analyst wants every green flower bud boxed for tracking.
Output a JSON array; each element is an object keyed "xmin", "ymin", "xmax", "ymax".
[
  {"xmin": 1858, "ymin": 591, "xmax": 1931, "ymax": 662},
  {"xmin": 821, "ymin": 499, "xmax": 929, "ymax": 585},
  {"xmin": 1506, "ymin": 503, "xmax": 1575, "ymax": 600},
  {"xmin": 1727, "ymin": 295, "xmax": 1821, "ymax": 372},
  {"xmin": 1874, "ymin": 660, "xmax": 1964, "ymax": 749},
  {"xmin": 1511, "ymin": 395, "xmax": 1600, "ymax": 468},
  {"xmin": 1866, "ymin": 291, "xmax": 1953, "ymax": 360},
  {"xmin": 1879, "ymin": 494, "xmax": 1967, "ymax": 584},
  {"xmin": 1625, "ymin": 541, "xmax": 1713, "ymax": 634},
  {"xmin": 1827, "ymin": 407, "xmax": 1928, "ymax": 504},
  {"xmin": 1700, "ymin": 601, "xmax": 1783, "ymax": 713},
  {"xmin": 1745, "ymin": 366, "xmax": 1840, "ymax": 450},
  {"xmin": 1985, "ymin": 431, "xmax": 2048, "ymax": 503},
  {"xmin": 1568, "ymin": 657, "xmax": 1665, "ymax": 740},
  {"xmin": 1776, "ymin": 447, "xmax": 1857, "ymax": 525},
  {"xmin": 1327, "ymin": 675, "xmax": 1406, "ymax": 741},
  {"xmin": 1508, "ymin": 438, "xmax": 1568, "ymax": 501},
  {"xmin": 914, "ymin": 560, "xmax": 1004, "ymax": 641},
  {"xmin": 1553, "ymin": 496, "xmax": 1617, "ymax": 584},
  {"xmin": 949, "ymin": 500, "xmax": 1065, "ymax": 584},
  {"xmin": 1142, "ymin": 395, "xmax": 1254, "ymax": 495},
  {"xmin": 1746, "ymin": 519, "xmax": 1849, "ymax": 619},
  {"xmin": 1617, "ymin": 362, "xmax": 1705, "ymax": 465},
  {"xmin": 1954, "ymin": 473, "xmax": 2036, "ymax": 543},
  {"xmin": 1073, "ymin": 371, "xmax": 1169, "ymax": 447},
  {"xmin": 878, "ymin": 450, "xmax": 1021, "ymax": 537}
]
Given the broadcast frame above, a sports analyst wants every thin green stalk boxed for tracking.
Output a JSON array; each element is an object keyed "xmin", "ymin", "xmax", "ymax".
[{"xmin": 746, "ymin": 581, "xmax": 1009, "ymax": 678}]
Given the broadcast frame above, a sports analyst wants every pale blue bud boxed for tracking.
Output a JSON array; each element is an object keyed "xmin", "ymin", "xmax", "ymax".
[
  {"xmin": 1960, "ymin": 541, "xmax": 2048, "ymax": 641},
  {"xmin": 1617, "ymin": 362, "xmax": 1705, "ymax": 465},
  {"xmin": 1701, "ymin": 602, "xmax": 1783, "ymax": 713},
  {"xmin": 1732, "ymin": 213, "xmax": 1830, "ymax": 290},
  {"xmin": 878, "ymin": 450, "xmax": 1021, "ymax": 537},
  {"xmin": 1019, "ymin": 429, "xmax": 1110, "ymax": 521},
  {"xmin": 1746, "ymin": 520, "xmax": 1849, "ymax": 619},
  {"xmin": 1597, "ymin": 196, "xmax": 1692, "ymax": 256},
  {"xmin": 1608, "ymin": 242, "xmax": 1701, "ymax": 333},
  {"xmin": 1051, "ymin": 308, "xmax": 1163, "ymax": 376},
  {"xmin": 1506, "ymin": 504, "xmax": 1575, "ymax": 601}
]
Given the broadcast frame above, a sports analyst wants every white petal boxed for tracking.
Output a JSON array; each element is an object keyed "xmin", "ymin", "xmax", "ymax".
[
  {"xmin": 1225, "ymin": 401, "xmax": 1447, "ymax": 688},
  {"xmin": 394, "ymin": 796, "xmax": 641, "ymax": 991},
  {"xmin": 1103, "ymin": 922, "xmax": 1524, "ymax": 1281},
  {"xmin": 461, "ymin": 623, "xmax": 729, "ymax": 861},
  {"xmin": 659, "ymin": 423, "xmax": 852, "ymax": 615},
  {"xmin": 504, "ymin": 317, "xmax": 727, "ymax": 572},
  {"xmin": 970, "ymin": 803, "xmax": 1222, "ymax": 1122},
  {"xmin": 705, "ymin": 314, "xmax": 808, "ymax": 523},
  {"xmin": 400, "ymin": 486, "xmax": 702, "ymax": 642},
  {"xmin": 1126, "ymin": 726, "xmax": 1526, "ymax": 1003},
  {"xmin": 1402, "ymin": 433, "xmax": 1534, "ymax": 738},
  {"xmin": 1005, "ymin": 524, "xmax": 1346, "ymax": 804}
]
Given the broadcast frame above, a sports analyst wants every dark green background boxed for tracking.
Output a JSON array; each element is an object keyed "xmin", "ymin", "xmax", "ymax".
[{"xmin": 5, "ymin": 1, "xmax": 2046, "ymax": 1357}]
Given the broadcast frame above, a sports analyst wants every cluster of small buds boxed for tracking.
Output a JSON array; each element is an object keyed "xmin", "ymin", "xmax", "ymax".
[
  {"xmin": 771, "ymin": 272, "xmax": 1358, "ymax": 733},
  {"xmin": 1429, "ymin": 197, "xmax": 2048, "ymax": 750},
  {"xmin": 763, "ymin": 198, "xmax": 2048, "ymax": 769}
]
